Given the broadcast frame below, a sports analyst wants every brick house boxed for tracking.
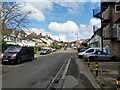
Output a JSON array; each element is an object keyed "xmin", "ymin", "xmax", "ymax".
[{"xmin": 93, "ymin": 1, "xmax": 120, "ymax": 56}]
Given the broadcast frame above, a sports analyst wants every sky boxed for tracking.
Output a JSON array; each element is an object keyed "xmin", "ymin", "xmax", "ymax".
[{"xmin": 21, "ymin": 1, "xmax": 101, "ymax": 42}]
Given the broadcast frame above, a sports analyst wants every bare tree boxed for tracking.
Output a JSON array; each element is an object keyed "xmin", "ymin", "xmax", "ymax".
[{"xmin": 1, "ymin": 2, "xmax": 31, "ymax": 40}]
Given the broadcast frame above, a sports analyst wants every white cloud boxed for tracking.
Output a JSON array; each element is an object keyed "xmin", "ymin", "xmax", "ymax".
[
  {"xmin": 50, "ymin": 34, "xmax": 66, "ymax": 42},
  {"xmin": 23, "ymin": 2, "xmax": 53, "ymax": 21},
  {"xmin": 23, "ymin": 28, "xmax": 51, "ymax": 35},
  {"xmin": 48, "ymin": 18, "xmax": 101, "ymax": 41},
  {"xmin": 90, "ymin": 18, "xmax": 101, "ymax": 26},
  {"xmin": 23, "ymin": 18, "xmax": 101, "ymax": 42},
  {"xmin": 48, "ymin": 21, "xmax": 79, "ymax": 33},
  {"xmin": 68, "ymin": 18, "xmax": 101, "ymax": 40}
]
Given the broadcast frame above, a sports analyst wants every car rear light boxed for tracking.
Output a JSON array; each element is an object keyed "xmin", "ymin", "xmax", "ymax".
[{"xmin": 85, "ymin": 55, "xmax": 88, "ymax": 56}]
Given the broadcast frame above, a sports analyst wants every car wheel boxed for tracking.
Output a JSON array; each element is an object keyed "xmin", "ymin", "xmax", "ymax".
[
  {"xmin": 89, "ymin": 57, "xmax": 95, "ymax": 61},
  {"xmin": 78, "ymin": 55, "xmax": 82, "ymax": 59},
  {"xmin": 110, "ymin": 57, "xmax": 116, "ymax": 61},
  {"xmin": 17, "ymin": 58, "xmax": 21, "ymax": 64}
]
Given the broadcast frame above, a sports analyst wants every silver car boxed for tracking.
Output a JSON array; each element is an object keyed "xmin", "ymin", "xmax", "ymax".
[{"xmin": 83, "ymin": 51, "xmax": 119, "ymax": 61}]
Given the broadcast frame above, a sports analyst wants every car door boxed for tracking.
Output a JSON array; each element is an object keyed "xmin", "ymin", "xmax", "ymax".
[
  {"xmin": 19, "ymin": 48, "xmax": 26, "ymax": 61},
  {"xmin": 20, "ymin": 48, "xmax": 28, "ymax": 61},
  {"xmin": 94, "ymin": 51, "xmax": 104, "ymax": 60},
  {"xmin": 26, "ymin": 48, "xmax": 32, "ymax": 60},
  {"xmin": 97, "ymin": 51, "xmax": 108, "ymax": 60}
]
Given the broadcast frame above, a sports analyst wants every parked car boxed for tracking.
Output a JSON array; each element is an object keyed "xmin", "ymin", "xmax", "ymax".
[
  {"xmin": 83, "ymin": 51, "xmax": 119, "ymax": 61},
  {"xmin": 51, "ymin": 48, "xmax": 57, "ymax": 52},
  {"xmin": 78, "ymin": 47, "xmax": 107, "ymax": 59},
  {"xmin": 40, "ymin": 48, "xmax": 51, "ymax": 55},
  {"xmin": 79, "ymin": 48, "xmax": 87, "ymax": 52},
  {"xmin": 1, "ymin": 46, "xmax": 34, "ymax": 64}
]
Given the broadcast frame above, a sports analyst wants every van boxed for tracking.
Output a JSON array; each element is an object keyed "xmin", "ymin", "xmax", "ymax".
[
  {"xmin": 78, "ymin": 47, "xmax": 107, "ymax": 58},
  {"xmin": 1, "ymin": 46, "xmax": 34, "ymax": 64}
]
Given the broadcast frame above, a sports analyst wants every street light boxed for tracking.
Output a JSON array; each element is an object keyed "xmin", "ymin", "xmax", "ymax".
[{"xmin": 75, "ymin": 34, "xmax": 78, "ymax": 47}]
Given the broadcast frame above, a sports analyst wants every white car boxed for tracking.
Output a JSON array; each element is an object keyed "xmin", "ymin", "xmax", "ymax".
[
  {"xmin": 51, "ymin": 48, "xmax": 56, "ymax": 52},
  {"xmin": 78, "ymin": 47, "xmax": 107, "ymax": 59}
]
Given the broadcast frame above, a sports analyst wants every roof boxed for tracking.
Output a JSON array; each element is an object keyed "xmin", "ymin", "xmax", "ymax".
[
  {"xmin": 2, "ymin": 29, "xmax": 13, "ymax": 36},
  {"xmin": 37, "ymin": 33, "xmax": 45, "ymax": 38},
  {"xmin": 48, "ymin": 36, "xmax": 53, "ymax": 40},
  {"xmin": 27, "ymin": 32, "xmax": 38, "ymax": 39}
]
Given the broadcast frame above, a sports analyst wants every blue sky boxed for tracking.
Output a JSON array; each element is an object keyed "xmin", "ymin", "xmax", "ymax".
[{"xmin": 22, "ymin": 1, "xmax": 101, "ymax": 42}]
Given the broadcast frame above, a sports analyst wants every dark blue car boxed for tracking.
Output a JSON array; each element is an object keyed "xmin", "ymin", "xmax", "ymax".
[{"xmin": 1, "ymin": 46, "xmax": 34, "ymax": 64}]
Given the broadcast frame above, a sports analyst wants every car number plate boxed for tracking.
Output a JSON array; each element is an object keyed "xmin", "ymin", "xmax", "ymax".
[{"xmin": 3, "ymin": 59, "xmax": 8, "ymax": 61}]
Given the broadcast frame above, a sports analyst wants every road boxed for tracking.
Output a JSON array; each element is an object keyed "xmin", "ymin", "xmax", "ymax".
[{"xmin": 2, "ymin": 48, "xmax": 74, "ymax": 88}]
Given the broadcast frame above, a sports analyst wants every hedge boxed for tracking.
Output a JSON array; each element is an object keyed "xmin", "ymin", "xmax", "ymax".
[{"xmin": 2, "ymin": 42, "xmax": 20, "ymax": 52}]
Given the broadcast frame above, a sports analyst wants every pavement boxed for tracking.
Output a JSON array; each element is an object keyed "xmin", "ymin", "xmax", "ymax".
[
  {"xmin": 62, "ymin": 53, "xmax": 101, "ymax": 89},
  {"xmin": 76, "ymin": 58, "xmax": 100, "ymax": 89}
]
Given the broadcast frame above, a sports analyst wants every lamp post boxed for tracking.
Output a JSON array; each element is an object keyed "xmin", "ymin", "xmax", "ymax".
[{"xmin": 75, "ymin": 34, "xmax": 78, "ymax": 47}]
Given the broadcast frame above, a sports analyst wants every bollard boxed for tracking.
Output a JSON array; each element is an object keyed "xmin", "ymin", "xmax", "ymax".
[
  {"xmin": 88, "ymin": 59, "xmax": 90, "ymax": 67},
  {"xmin": 96, "ymin": 63, "xmax": 98, "ymax": 76},
  {"xmin": 116, "ymin": 77, "xmax": 120, "ymax": 90}
]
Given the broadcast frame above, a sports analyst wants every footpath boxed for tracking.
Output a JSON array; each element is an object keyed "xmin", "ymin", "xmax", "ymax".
[{"xmin": 62, "ymin": 50, "xmax": 100, "ymax": 89}]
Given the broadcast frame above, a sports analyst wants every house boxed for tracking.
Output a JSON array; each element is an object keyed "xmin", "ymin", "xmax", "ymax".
[
  {"xmin": 2, "ymin": 29, "xmax": 54, "ymax": 47},
  {"xmin": 27, "ymin": 32, "xmax": 42, "ymax": 47},
  {"xmin": 93, "ymin": 1, "xmax": 120, "ymax": 55},
  {"xmin": 87, "ymin": 34, "xmax": 102, "ymax": 48},
  {"xmin": 52, "ymin": 40, "xmax": 59, "ymax": 46},
  {"xmin": 88, "ymin": 23, "xmax": 102, "ymax": 48},
  {"xmin": 47, "ymin": 36, "xmax": 53, "ymax": 46},
  {"xmin": 2, "ymin": 29, "xmax": 27, "ymax": 46},
  {"xmin": 39, "ymin": 34, "xmax": 53, "ymax": 46},
  {"xmin": 2, "ymin": 29, "xmax": 15, "ymax": 45}
]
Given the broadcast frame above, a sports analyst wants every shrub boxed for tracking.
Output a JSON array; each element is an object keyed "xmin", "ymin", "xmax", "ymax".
[
  {"xmin": 2, "ymin": 42, "xmax": 20, "ymax": 52},
  {"xmin": 77, "ymin": 47, "xmax": 83, "ymax": 53}
]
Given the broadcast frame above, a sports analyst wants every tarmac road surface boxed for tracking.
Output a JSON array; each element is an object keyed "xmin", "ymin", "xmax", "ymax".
[{"xmin": 2, "ymin": 48, "xmax": 74, "ymax": 88}]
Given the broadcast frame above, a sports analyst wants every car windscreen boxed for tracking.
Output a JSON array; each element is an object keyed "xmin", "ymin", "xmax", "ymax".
[
  {"xmin": 4, "ymin": 46, "xmax": 22, "ymax": 53},
  {"xmin": 80, "ymin": 49, "xmax": 86, "ymax": 52},
  {"xmin": 41, "ymin": 49, "xmax": 47, "ymax": 51}
]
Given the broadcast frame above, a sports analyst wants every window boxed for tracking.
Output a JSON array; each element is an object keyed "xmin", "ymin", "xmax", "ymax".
[
  {"xmin": 115, "ymin": 4, "xmax": 120, "ymax": 13},
  {"xmin": 86, "ymin": 49, "xmax": 94, "ymax": 53},
  {"xmin": 117, "ymin": 23, "xmax": 120, "ymax": 39},
  {"xmin": 98, "ymin": 52, "xmax": 102, "ymax": 55},
  {"xmin": 5, "ymin": 46, "xmax": 22, "ymax": 53},
  {"xmin": 7, "ymin": 37, "xmax": 9, "ymax": 40},
  {"xmin": 10, "ymin": 36, "xmax": 14, "ymax": 41}
]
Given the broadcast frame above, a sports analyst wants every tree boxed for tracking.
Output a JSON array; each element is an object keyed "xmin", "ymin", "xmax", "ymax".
[
  {"xmin": 1, "ymin": 2, "xmax": 31, "ymax": 40},
  {"xmin": 81, "ymin": 42, "xmax": 88, "ymax": 47}
]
